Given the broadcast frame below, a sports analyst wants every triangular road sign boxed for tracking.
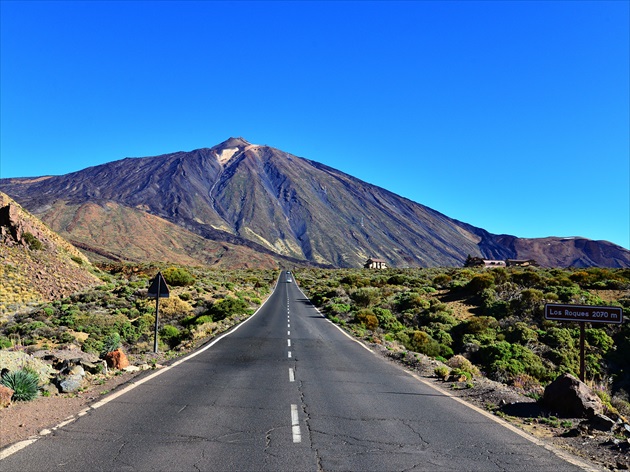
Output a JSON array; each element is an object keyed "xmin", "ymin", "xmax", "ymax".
[{"xmin": 148, "ymin": 272, "xmax": 170, "ymax": 298}]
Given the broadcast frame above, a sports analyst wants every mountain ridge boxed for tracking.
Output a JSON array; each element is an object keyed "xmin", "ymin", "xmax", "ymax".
[{"xmin": 1, "ymin": 138, "xmax": 628, "ymax": 268}]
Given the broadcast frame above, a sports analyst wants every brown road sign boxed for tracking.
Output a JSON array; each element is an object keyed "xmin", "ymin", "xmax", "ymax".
[{"xmin": 544, "ymin": 303, "xmax": 623, "ymax": 324}]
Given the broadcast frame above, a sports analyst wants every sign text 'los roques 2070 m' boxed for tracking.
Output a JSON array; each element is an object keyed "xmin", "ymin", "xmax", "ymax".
[{"xmin": 544, "ymin": 303, "xmax": 623, "ymax": 324}]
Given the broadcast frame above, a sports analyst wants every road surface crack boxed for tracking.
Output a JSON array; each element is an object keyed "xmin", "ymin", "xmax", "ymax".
[{"xmin": 401, "ymin": 420, "xmax": 430, "ymax": 448}]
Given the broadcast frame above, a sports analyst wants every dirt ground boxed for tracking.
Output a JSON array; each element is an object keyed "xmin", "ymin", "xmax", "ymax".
[{"xmin": 1, "ymin": 343, "xmax": 629, "ymax": 471}]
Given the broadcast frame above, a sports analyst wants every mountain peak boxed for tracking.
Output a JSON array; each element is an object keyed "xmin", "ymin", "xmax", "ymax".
[
  {"xmin": 215, "ymin": 137, "xmax": 251, "ymax": 149},
  {"xmin": 209, "ymin": 137, "xmax": 253, "ymax": 165}
]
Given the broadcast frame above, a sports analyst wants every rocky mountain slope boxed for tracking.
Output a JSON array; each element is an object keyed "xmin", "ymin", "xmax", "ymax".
[
  {"xmin": 1, "ymin": 138, "xmax": 628, "ymax": 268},
  {"xmin": 0, "ymin": 192, "xmax": 101, "ymax": 314}
]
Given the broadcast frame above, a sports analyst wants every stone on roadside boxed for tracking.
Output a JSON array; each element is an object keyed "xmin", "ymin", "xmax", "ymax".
[
  {"xmin": 41, "ymin": 383, "xmax": 60, "ymax": 396},
  {"xmin": 590, "ymin": 413, "xmax": 616, "ymax": 432},
  {"xmin": 58, "ymin": 374, "xmax": 85, "ymax": 393},
  {"xmin": 68, "ymin": 365, "xmax": 85, "ymax": 377},
  {"xmin": 0, "ymin": 385, "xmax": 14, "ymax": 407},
  {"xmin": 542, "ymin": 373, "xmax": 603, "ymax": 418},
  {"xmin": 104, "ymin": 349, "xmax": 129, "ymax": 370}
]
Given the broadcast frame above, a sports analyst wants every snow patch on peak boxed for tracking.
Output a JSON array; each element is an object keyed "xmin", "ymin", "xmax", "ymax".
[{"xmin": 218, "ymin": 147, "xmax": 240, "ymax": 165}]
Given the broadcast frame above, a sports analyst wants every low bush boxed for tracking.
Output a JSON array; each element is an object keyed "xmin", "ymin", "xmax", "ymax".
[
  {"xmin": 101, "ymin": 332, "xmax": 121, "ymax": 355},
  {"xmin": 447, "ymin": 354, "xmax": 480, "ymax": 377},
  {"xmin": 434, "ymin": 366, "xmax": 449, "ymax": 380},
  {"xmin": 23, "ymin": 232, "xmax": 44, "ymax": 251},
  {"xmin": 162, "ymin": 267, "xmax": 195, "ymax": 287},
  {"xmin": 205, "ymin": 297, "xmax": 249, "ymax": 321},
  {"xmin": 159, "ymin": 324, "xmax": 181, "ymax": 348}
]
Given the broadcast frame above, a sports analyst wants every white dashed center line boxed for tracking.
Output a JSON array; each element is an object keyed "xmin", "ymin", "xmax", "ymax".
[
  {"xmin": 289, "ymin": 368, "xmax": 295, "ymax": 382},
  {"xmin": 287, "ymin": 339, "xmax": 291, "ymax": 347},
  {"xmin": 291, "ymin": 404, "xmax": 301, "ymax": 443},
  {"xmin": 288, "ymin": 351, "xmax": 292, "ymax": 358}
]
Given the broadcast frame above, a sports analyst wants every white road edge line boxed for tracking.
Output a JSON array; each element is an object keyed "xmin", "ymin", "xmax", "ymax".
[
  {"xmin": 291, "ymin": 404, "xmax": 301, "ymax": 443},
  {"xmin": 0, "ymin": 276, "xmax": 283, "ymax": 460}
]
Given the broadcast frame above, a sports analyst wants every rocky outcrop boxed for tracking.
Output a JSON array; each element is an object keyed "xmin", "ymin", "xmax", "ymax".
[
  {"xmin": 542, "ymin": 373, "xmax": 604, "ymax": 418},
  {"xmin": 0, "ymin": 192, "xmax": 100, "ymax": 309}
]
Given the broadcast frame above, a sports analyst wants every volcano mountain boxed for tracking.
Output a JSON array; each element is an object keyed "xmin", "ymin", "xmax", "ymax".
[{"xmin": 1, "ymin": 137, "xmax": 628, "ymax": 268}]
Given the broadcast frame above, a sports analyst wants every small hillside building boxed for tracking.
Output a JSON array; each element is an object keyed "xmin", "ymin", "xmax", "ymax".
[
  {"xmin": 464, "ymin": 255, "xmax": 538, "ymax": 268},
  {"xmin": 364, "ymin": 258, "xmax": 388, "ymax": 269},
  {"xmin": 506, "ymin": 259, "xmax": 539, "ymax": 267},
  {"xmin": 464, "ymin": 256, "xmax": 505, "ymax": 268}
]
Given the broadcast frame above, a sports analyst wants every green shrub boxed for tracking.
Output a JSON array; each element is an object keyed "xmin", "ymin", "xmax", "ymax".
[
  {"xmin": 432, "ymin": 274, "xmax": 452, "ymax": 288},
  {"xmin": 42, "ymin": 306, "xmax": 55, "ymax": 317},
  {"xmin": 373, "ymin": 307, "xmax": 404, "ymax": 333},
  {"xmin": 478, "ymin": 341, "xmax": 550, "ymax": 383},
  {"xmin": 450, "ymin": 368, "xmax": 472, "ymax": 381},
  {"xmin": 330, "ymin": 303, "xmax": 351, "ymax": 314},
  {"xmin": 23, "ymin": 232, "xmax": 44, "ymax": 250},
  {"xmin": 206, "ymin": 297, "xmax": 249, "ymax": 321},
  {"xmin": 0, "ymin": 336, "xmax": 12, "ymax": 349},
  {"xmin": 195, "ymin": 315, "xmax": 213, "ymax": 325},
  {"xmin": 447, "ymin": 354, "xmax": 480, "ymax": 377},
  {"xmin": 82, "ymin": 337, "xmax": 104, "ymax": 355},
  {"xmin": 349, "ymin": 287, "xmax": 381, "ymax": 308},
  {"xmin": 162, "ymin": 267, "xmax": 195, "ymax": 287},
  {"xmin": 395, "ymin": 291, "xmax": 430, "ymax": 312},
  {"xmin": 434, "ymin": 366, "xmax": 449, "ymax": 380},
  {"xmin": 159, "ymin": 324, "xmax": 181, "ymax": 348},
  {"xmin": 409, "ymin": 330, "xmax": 441, "ymax": 357},
  {"xmin": 364, "ymin": 314, "xmax": 379, "ymax": 331},
  {"xmin": 101, "ymin": 332, "xmax": 121, "ymax": 355},
  {"xmin": 1, "ymin": 369, "xmax": 39, "ymax": 401},
  {"xmin": 466, "ymin": 273, "xmax": 495, "ymax": 295}
]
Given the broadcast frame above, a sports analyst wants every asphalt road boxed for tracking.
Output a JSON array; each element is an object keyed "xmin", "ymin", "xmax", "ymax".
[{"xmin": 0, "ymin": 272, "xmax": 594, "ymax": 471}]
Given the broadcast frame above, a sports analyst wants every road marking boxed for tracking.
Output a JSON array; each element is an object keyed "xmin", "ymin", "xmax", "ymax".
[
  {"xmin": 287, "ymin": 339, "xmax": 291, "ymax": 347},
  {"xmin": 288, "ymin": 351, "xmax": 292, "ymax": 358},
  {"xmin": 291, "ymin": 404, "xmax": 301, "ymax": 443},
  {"xmin": 288, "ymin": 330, "xmax": 290, "ymax": 336},
  {"xmin": 289, "ymin": 368, "xmax": 295, "ymax": 382},
  {"xmin": 0, "ymin": 439, "xmax": 38, "ymax": 460},
  {"xmin": 288, "ymin": 323, "xmax": 290, "ymax": 328},
  {"xmin": 0, "ymin": 276, "xmax": 287, "ymax": 461}
]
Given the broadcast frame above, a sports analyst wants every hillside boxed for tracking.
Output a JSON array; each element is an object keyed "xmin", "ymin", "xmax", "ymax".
[
  {"xmin": 0, "ymin": 192, "xmax": 101, "ymax": 314},
  {"xmin": 37, "ymin": 199, "xmax": 290, "ymax": 269},
  {"xmin": 1, "ymin": 138, "xmax": 628, "ymax": 268}
]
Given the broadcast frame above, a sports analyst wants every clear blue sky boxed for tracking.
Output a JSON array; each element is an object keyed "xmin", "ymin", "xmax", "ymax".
[{"xmin": 1, "ymin": 1, "xmax": 628, "ymax": 249}]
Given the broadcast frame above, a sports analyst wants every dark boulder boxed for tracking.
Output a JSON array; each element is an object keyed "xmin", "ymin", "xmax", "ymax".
[{"xmin": 542, "ymin": 373, "xmax": 603, "ymax": 418}]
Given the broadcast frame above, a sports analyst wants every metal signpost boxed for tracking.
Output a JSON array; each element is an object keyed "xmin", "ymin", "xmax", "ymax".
[
  {"xmin": 544, "ymin": 303, "xmax": 623, "ymax": 381},
  {"xmin": 148, "ymin": 272, "xmax": 170, "ymax": 353}
]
